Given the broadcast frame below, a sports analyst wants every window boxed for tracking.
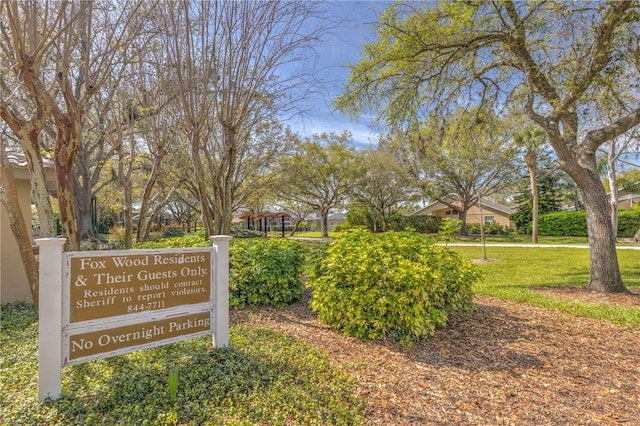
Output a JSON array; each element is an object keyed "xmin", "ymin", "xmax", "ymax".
[{"xmin": 484, "ymin": 216, "xmax": 494, "ymax": 224}]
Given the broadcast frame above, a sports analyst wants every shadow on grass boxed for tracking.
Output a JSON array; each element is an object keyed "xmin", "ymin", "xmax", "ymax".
[{"xmin": 18, "ymin": 326, "xmax": 364, "ymax": 425}]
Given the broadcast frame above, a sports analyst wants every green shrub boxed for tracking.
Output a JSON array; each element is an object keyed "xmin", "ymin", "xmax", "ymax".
[
  {"xmin": 438, "ymin": 218, "xmax": 462, "ymax": 244},
  {"xmin": 388, "ymin": 213, "xmax": 441, "ymax": 234},
  {"xmin": 617, "ymin": 208, "xmax": 640, "ymax": 237},
  {"xmin": 231, "ymin": 228, "xmax": 266, "ymax": 238},
  {"xmin": 229, "ymin": 239, "xmax": 306, "ymax": 308},
  {"xmin": 136, "ymin": 233, "xmax": 209, "ymax": 249},
  {"xmin": 535, "ymin": 208, "xmax": 640, "ymax": 237},
  {"xmin": 308, "ymin": 230, "xmax": 479, "ymax": 345},
  {"xmin": 162, "ymin": 226, "xmax": 185, "ymax": 238},
  {"xmin": 538, "ymin": 210, "xmax": 587, "ymax": 236},
  {"xmin": 467, "ymin": 222, "xmax": 512, "ymax": 235}
]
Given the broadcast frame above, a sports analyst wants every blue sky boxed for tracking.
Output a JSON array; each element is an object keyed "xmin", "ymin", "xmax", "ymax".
[{"xmin": 284, "ymin": 1, "xmax": 389, "ymax": 148}]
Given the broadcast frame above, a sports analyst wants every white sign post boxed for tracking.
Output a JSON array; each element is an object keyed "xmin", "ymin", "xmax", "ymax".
[
  {"xmin": 36, "ymin": 236, "xmax": 231, "ymax": 402},
  {"xmin": 37, "ymin": 238, "xmax": 66, "ymax": 402}
]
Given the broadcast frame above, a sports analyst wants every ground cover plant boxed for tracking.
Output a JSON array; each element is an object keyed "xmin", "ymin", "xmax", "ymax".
[
  {"xmin": 309, "ymin": 230, "xmax": 480, "ymax": 344},
  {"xmin": 0, "ymin": 303, "xmax": 365, "ymax": 425},
  {"xmin": 450, "ymin": 245, "xmax": 640, "ymax": 327}
]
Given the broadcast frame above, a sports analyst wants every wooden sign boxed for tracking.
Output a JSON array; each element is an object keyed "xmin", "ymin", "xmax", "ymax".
[
  {"xmin": 36, "ymin": 236, "xmax": 231, "ymax": 402},
  {"xmin": 66, "ymin": 311, "xmax": 212, "ymax": 364},
  {"xmin": 66, "ymin": 250, "xmax": 211, "ymax": 323}
]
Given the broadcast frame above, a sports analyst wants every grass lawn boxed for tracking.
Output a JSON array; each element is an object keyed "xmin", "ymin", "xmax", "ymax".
[
  {"xmin": 456, "ymin": 234, "xmax": 590, "ymax": 244},
  {"xmin": 0, "ymin": 303, "xmax": 365, "ymax": 425},
  {"xmin": 450, "ymin": 245, "xmax": 640, "ymax": 327}
]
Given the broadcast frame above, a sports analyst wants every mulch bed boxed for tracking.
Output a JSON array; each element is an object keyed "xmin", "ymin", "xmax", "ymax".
[{"xmin": 231, "ymin": 290, "xmax": 640, "ymax": 425}]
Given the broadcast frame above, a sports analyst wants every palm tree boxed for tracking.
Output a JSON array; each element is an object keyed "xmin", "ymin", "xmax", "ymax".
[{"xmin": 514, "ymin": 125, "xmax": 547, "ymax": 243}]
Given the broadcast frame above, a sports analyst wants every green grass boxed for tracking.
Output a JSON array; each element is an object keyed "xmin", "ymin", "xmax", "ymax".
[
  {"xmin": 456, "ymin": 234, "xmax": 591, "ymax": 244},
  {"xmin": 286, "ymin": 231, "xmax": 338, "ymax": 239},
  {"xmin": 0, "ymin": 303, "xmax": 365, "ymax": 425},
  {"xmin": 450, "ymin": 245, "xmax": 640, "ymax": 327}
]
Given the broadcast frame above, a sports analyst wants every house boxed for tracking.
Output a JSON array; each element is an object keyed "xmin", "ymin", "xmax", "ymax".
[
  {"xmin": 411, "ymin": 195, "xmax": 514, "ymax": 228},
  {"xmin": 303, "ymin": 211, "xmax": 345, "ymax": 232},
  {"xmin": 1, "ymin": 150, "xmax": 55, "ymax": 304},
  {"xmin": 616, "ymin": 185, "xmax": 640, "ymax": 210}
]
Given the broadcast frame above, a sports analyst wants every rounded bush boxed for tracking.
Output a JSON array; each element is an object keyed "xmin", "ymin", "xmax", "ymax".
[
  {"xmin": 308, "ymin": 230, "xmax": 480, "ymax": 344},
  {"xmin": 229, "ymin": 238, "xmax": 306, "ymax": 308},
  {"xmin": 388, "ymin": 214, "xmax": 442, "ymax": 234},
  {"xmin": 162, "ymin": 226, "xmax": 185, "ymax": 238}
]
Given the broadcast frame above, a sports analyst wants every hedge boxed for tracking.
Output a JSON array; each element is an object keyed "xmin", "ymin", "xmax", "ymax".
[
  {"xmin": 388, "ymin": 214, "xmax": 442, "ymax": 234},
  {"xmin": 537, "ymin": 208, "xmax": 640, "ymax": 237}
]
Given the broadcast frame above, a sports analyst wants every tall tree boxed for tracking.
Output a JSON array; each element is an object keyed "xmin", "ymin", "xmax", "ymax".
[
  {"xmin": 351, "ymin": 147, "xmax": 415, "ymax": 232},
  {"xmin": 386, "ymin": 108, "xmax": 517, "ymax": 235},
  {"xmin": 2, "ymin": 0, "xmax": 155, "ymax": 249},
  {"xmin": 510, "ymin": 153, "xmax": 565, "ymax": 234},
  {"xmin": 514, "ymin": 124, "xmax": 548, "ymax": 243},
  {"xmin": 275, "ymin": 131, "xmax": 358, "ymax": 238},
  {"xmin": 1, "ymin": 1, "xmax": 58, "ymax": 240},
  {"xmin": 337, "ymin": 1, "xmax": 640, "ymax": 293},
  {"xmin": 163, "ymin": 1, "xmax": 329, "ymax": 235}
]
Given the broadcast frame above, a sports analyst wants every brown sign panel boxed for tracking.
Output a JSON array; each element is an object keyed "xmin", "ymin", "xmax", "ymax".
[
  {"xmin": 67, "ymin": 250, "xmax": 212, "ymax": 323},
  {"xmin": 66, "ymin": 311, "xmax": 211, "ymax": 363}
]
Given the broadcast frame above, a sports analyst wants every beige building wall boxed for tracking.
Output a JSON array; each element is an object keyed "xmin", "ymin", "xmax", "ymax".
[
  {"xmin": 464, "ymin": 205, "xmax": 512, "ymax": 227},
  {"xmin": 427, "ymin": 204, "xmax": 512, "ymax": 227},
  {"xmin": 1, "ymin": 177, "xmax": 34, "ymax": 303}
]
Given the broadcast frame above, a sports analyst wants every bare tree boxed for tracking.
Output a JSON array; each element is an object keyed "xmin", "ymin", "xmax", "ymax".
[
  {"xmin": 1, "ymin": 1, "xmax": 58, "ymax": 239},
  {"xmin": 163, "ymin": 1, "xmax": 331, "ymax": 235},
  {"xmin": 1, "ymin": 0, "xmax": 156, "ymax": 249}
]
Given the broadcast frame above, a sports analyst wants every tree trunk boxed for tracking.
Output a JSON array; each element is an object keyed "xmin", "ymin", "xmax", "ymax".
[
  {"xmin": 607, "ymin": 147, "xmax": 619, "ymax": 238},
  {"xmin": 22, "ymin": 142, "xmax": 57, "ymax": 238},
  {"xmin": 525, "ymin": 151, "xmax": 538, "ymax": 244},
  {"xmin": 289, "ymin": 218, "xmax": 302, "ymax": 237},
  {"xmin": 54, "ymin": 136, "xmax": 80, "ymax": 251},
  {"xmin": 458, "ymin": 210, "xmax": 468, "ymax": 236},
  {"xmin": 320, "ymin": 209, "xmax": 330, "ymax": 238},
  {"xmin": 579, "ymin": 174, "xmax": 626, "ymax": 293},
  {"xmin": 0, "ymin": 149, "xmax": 40, "ymax": 311},
  {"xmin": 0, "ymin": 102, "xmax": 56, "ymax": 238},
  {"xmin": 214, "ymin": 126, "xmax": 237, "ymax": 236},
  {"xmin": 136, "ymin": 158, "xmax": 161, "ymax": 243},
  {"xmin": 539, "ymin": 116, "xmax": 626, "ymax": 293},
  {"xmin": 122, "ymin": 178, "xmax": 134, "ymax": 249},
  {"xmin": 191, "ymin": 137, "xmax": 215, "ymax": 236}
]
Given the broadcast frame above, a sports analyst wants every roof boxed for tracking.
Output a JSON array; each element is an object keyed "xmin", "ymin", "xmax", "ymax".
[
  {"xmin": 412, "ymin": 195, "xmax": 514, "ymax": 216},
  {"xmin": 238, "ymin": 211, "xmax": 291, "ymax": 220},
  {"xmin": 4, "ymin": 149, "xmax": 55, "ymax": 182},
  {"xmin": 5, "ymin": 150, "xmax": 54, "ymax": 168}
]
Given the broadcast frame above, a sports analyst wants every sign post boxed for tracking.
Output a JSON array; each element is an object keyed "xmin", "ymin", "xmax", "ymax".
[
  {"xmin": 212, "ymin": 235, "xmax": 231, "ymax": 347},
  {"xmin": 36, "ymin": 238, "xmax": 66, "ymax": 401},
  {"xmin": 35, "ymin": 236, "xmax": 230, "ymax": 402}
]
